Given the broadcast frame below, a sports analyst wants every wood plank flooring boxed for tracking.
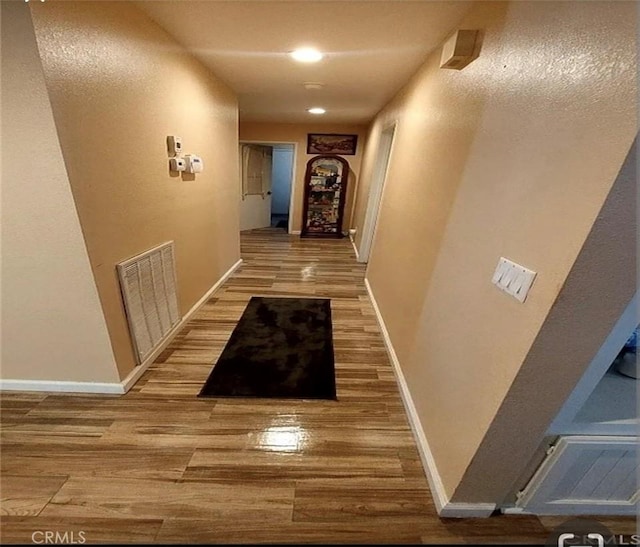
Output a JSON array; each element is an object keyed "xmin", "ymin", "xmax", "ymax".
[{"xmin": 1, "ymin": 228, "xmax": 634, "ymax": 544}]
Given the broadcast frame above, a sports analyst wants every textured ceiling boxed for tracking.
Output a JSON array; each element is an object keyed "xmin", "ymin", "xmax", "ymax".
[{"xmin": 138, "ymin": 1, "xmax": 472, "ymax": 124}]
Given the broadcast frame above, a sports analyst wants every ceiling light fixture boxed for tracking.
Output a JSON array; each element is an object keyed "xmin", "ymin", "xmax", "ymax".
[
  {"xmin": 290, "ymin": 48, "xmax": 323, "ymax": 63},
  {"xmin": 307, "ymin": 107, "xmax": 326, "ymax": 115}
]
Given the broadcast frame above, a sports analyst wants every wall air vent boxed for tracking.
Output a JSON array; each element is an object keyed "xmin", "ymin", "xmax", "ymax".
[
  {"xmin": 440, "ymin": 30, "xmax": 478, "ymax": 70},
  {"xmin": 117, "ymin": 241, "xmax": 180, "ymax": 363}
]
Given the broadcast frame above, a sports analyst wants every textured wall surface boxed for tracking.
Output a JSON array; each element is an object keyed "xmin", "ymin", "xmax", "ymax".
[
  {"xmin": 1, "ymin": 2, "xmax": 119, "ymax": 383},
  {"xmin": 30, "ymin": 1, "xmax": 240, "ymax": 379},
  {"xmin": 354, "ymin": 0, "xmax": 637, "ymax": 500},
  {"xmin": 452, "ymin": 139, "xmax": 637, "ymax": 502}
]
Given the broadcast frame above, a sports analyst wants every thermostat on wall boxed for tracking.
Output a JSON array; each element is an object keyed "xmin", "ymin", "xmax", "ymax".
[
  {"xmin": 184, "ymin": 154, "xmax": 204, "ymax": 174},
  {"xmin": 167, "ymin": 136, "xmax": 183, "ymax": 157}
]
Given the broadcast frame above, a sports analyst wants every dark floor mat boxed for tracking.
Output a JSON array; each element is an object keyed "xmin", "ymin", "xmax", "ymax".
[{"xmin": 198, "ymin": 297, "xmax": 336, "ymax": 400}]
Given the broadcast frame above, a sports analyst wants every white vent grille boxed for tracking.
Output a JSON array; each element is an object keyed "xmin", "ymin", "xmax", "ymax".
[{"xmin": 117, "ymin": 241, "xmax": 180, "ymax": 363}]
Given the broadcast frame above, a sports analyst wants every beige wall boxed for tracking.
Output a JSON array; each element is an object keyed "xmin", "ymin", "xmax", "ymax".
[
  {"xmin": 239, "ymin": 122, "xmax": 367, "ymax": 233},
  {"xmin": 354, "ymin": 0, "xmax": 637, "ymax": 501},
  {"xmin": 1, "ymin": 2, "xmax": 119, "ymax": 384},
  {"xmin": 30, "ymin": 1, "xmax": 240, "ymax": 380},
  {"xmin": 453, "ymin": 138, "xmax": 637, "ymax": 502}
]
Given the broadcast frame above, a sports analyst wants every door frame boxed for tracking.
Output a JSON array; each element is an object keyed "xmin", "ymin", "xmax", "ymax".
[
  {"xmin": 357, "ymin": 122, "xmax": 397, "ymax": 263},
  {"xmin": 240, "ymin": 140, "xmax": 297, "ymax": 234}
]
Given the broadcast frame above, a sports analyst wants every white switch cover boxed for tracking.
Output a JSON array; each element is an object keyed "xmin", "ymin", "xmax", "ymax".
[
  {"xmin": 492, "ymin": 257, "xmax": 536, "ymax": 303},
  {"xmin": 491, "ymin": 257, "xmax": 510, "ymax": 285}
]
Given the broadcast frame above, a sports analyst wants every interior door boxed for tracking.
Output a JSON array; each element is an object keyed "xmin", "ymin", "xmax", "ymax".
[{"xmin": 239, "ymin": 144, "xmax": 273, "ymax": 231}]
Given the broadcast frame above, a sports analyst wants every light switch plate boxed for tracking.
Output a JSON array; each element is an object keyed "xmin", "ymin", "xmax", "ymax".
[
  {"xmin": 491, "ymin": 257, "xmax": 510, "ymax": 285},
  {"xmin": 492, "ymin": 257, "xmax": 536, "ymax": 303}
]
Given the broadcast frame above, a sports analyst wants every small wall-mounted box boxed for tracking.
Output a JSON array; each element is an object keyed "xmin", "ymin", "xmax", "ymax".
[
  {"xmin": 169, "ymin": 157, "xmax": 186, "ymax": 172},
  {"xmin": 167, "ymin": 136, "xmax": 183, "ymax": 157},
  {"xmin": 440, "ymin": 30, "xmax": 478, "ymax": 70},
  {"xmin": 184, "ymin": 154, "xmax": 204, "ymax": 174}
]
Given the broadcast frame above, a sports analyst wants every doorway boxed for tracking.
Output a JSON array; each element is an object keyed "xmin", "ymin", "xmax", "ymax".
[
  {"xmin": 270, "ymin": 145, "xmax": 294, "ymax": 230},
  {"xmin": 239, "ymin": 141, "xmax": 296, "ymax": 233},
  {"xmin": 357, "ymin": 123, "xmax": 396, "ymax": 263}
]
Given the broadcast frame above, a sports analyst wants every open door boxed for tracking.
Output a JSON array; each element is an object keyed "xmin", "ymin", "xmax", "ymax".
[
  {"xmin": 270, "ymin": 145, "xmax": 294, "ymax": 231},
  {"xmin": 239, "ymin": 144, "xmax": 273, "ymax": 231},
  {"xmin": 357, "ymin": 123, "xmax": 395, "ymax": 262}
]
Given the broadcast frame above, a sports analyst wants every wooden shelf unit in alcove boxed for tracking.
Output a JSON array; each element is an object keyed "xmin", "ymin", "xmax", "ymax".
[{"xmin": 301, "ymin": 155, "xmax": 349, "ymax": 239}]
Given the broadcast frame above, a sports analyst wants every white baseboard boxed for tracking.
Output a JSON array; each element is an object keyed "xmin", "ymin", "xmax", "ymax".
[
  {"xmin": 290, "ymin": 230, "xmax": 301, "ymax": 235},
  {"xmin": 501, "ymin": 506, "xmax": 528, "ymax": 515},
  {"xmin": 364, "ymin": 277, "xmax": 496, "ymax": 519},
  {"xmin": 0, "ymin": 258, "xmax": 243, "ymax": 396},
  {"xmin": 438, "ymin": 503, "xmax": 496, "ymax": 518},
  {"xmin": 349, "ymin": 232, "xmax": 360, "ymax": 261},
  {"xmin": 0, "ymin": 379, "xmax": 125, "ymax": 394}
]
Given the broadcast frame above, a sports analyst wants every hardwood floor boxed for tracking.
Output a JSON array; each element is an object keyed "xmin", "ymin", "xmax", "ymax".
[{"xmin": 1, "ymin": 228, "xmax": 634, "ymax": 544}]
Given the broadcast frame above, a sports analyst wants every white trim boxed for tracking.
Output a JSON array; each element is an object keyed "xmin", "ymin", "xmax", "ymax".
[
  {"xmin": 349, "ymin": 232, "xmax": 360, "ymax": 260},
  {"xmin": 0, "ymin": 379, "xmax": 125, "ymax": 394},
  {"xmin": 290, "ymin": 230, "xmax": 301, "ymax": 235},
  {"xmin": 364, "ymin": 277, "xmax": 496, "ymax": 519},
  {"xmin": 0, "ymin": 259, "xmax": 243, "ymax": 396},
  {"xmin": 363, "ymin": 278, "xmax": 447, "ymax": 512},
  {"xmin": 358, "ymin": 122, "xmax": 396, "ymax": 263},
  {"xmin": 286, "ymin": 145, "xmax": 297, "ymax": 235},
  {"xmin": 500, "ymin": 506, "xmax": 528, "ymax": 515},
  {"xmin": 438, "ymin": 503, "xmax": 496, "ymax": 518}
]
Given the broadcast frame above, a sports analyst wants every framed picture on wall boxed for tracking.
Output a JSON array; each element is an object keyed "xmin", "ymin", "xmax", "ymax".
[{"xmin": 307, "ymin": 133, "xmax": 358, "ymax": 156}]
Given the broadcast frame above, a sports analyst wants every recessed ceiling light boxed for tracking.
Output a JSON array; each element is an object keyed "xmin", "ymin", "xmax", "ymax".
[
  {"xmin": 290, "ymin": 48, "xmax": 323, "ymax": 63},
  {"xmin": 307, "ymin": 107, "xmax": 326, "ymax": 115}
]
